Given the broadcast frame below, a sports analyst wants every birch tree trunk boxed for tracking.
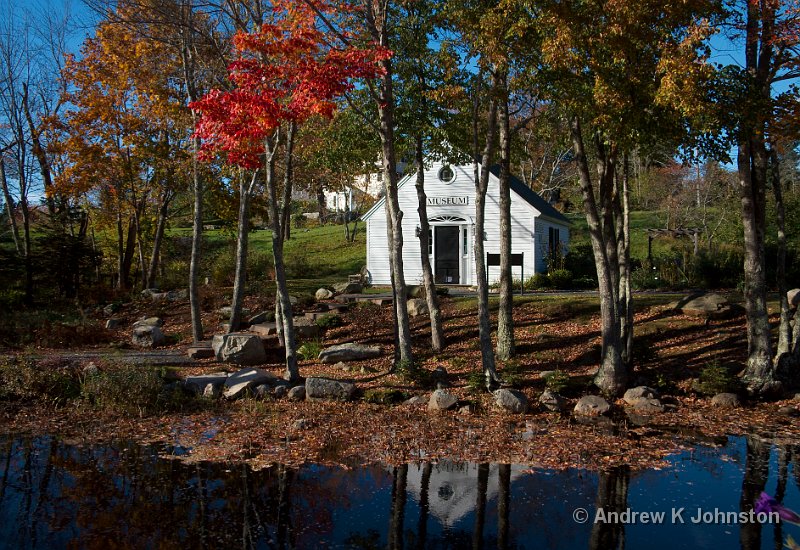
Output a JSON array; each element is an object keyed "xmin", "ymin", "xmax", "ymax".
[
  {"xmin": 229, "ymin": 170, "xmax": 258, "ymax": 333},
  {"xmin": 267, "ymin": 126, "xmax": 299, "ymax": 382},
  {"xmin": 473, "ymin": 73, "xmax": 501, "ymax": 390},
  {"xmin": 368, "ymin": 1, "xmax": 414, "ymax": 367},
  {"xmin": 617, "ymin": 155, "xmax": 633, "ymax": 372},
  {"xmin": 496, "ymin": 80, "xmax": 515, "ymax": 361},
  {"xmin": 771, "ymin": 150, "xmax": 791, "ymax": 359},
  {"xmin": 413, "ymin": 135, "xmax": 444, "ymax": 352}
]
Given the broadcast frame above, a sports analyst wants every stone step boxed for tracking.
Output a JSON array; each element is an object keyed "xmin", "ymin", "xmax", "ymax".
[
  {"xmin": 323, "ymin": 302, "xmax": 350, "ymax": 312},
  {"xmin": 187, "ymin": 342, "xmax": 215, "ymax": 360},
  {"xmin": 357, "ymin": 296, "xmax": 393, "ymax": 306},
  {"xmin": 250, "ymin": 322, "xmax": 277, "ymax": 337}
]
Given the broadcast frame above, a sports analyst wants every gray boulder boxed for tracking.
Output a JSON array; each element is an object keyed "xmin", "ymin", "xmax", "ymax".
[
  {"xmin": 493, "ymin": 389, "xmax": 529, "ymax": 414},
  {"xmin": 574, "ymin": 395, "xmax": 611, "ymax": 416},
  {"xmin": 83, "ymin": 363, "xmax": 100, "ymax": 377},
  {"xmin": 623, "ymin": 386, "xmax": 659, "ymax": 405},
  {"xmin": 141, "ymin": 288, "xmax": 161, "ymax": 299},
  {"xmin": 293, "ymin": 317, "xmax": 321, "ymax": 339},
  {"xmin": 224, "ymin": 367, "xmax": 280, "ymax": 399},
  {"xmin": 428, "ymin": 389, "xmax": 458, "ymax": 412},
  {"xmin": 247, "ymin": 311, "xmax": 272, "ymax": 325},
  {"xmin": 166, "ymin": 289, "xmax": 188, "ymax": 301},
  {"xmin": 404, "ymin": 395, "xmax": 427, "ymax": 406},
  {"xmin": 788, "ymin": 288, "xmax": 800, "ymax": 309},
  {"xmin": 669, "ymin": 293, "xmax": 738, "ymax": 318},
  {"xmin": 318, "ymin": 343, "xmax": 382, "ymax": 363},
  {"xmin": 538, "ymin": 389, "xmax": 568, "ymax": 412},
  {"xmin": 316, "ymin": 288, "xmax": 334, "ymax": 301},
  {"xmin": 407, "ymin": 298, "xmax": 429, "ymax": 317},
  {"xmin": 273, "ymin": 385, "xmax": 289, "ymax": 399},
  {"xmin": 203, "ymin": 382, "xmax": 223, "ymax": 398},
  {"xmin": 711, "ymin": 392, "xmax": 741, "ymax": 408},
  {"xmin": 333, "ymin": 281, "xmax": 362, "ymax": 295},
  {"xmin": 288, "ymin": 386, "xmax": 306, "ymax": 401},
  {"xmin": 185, "ymin": 372, "xmax": 229, "ymax": 393},
  {"xmin": 103, "ymin": 303, "xmax": 119, "ymax": 316},
  {"xmin": 133, "ymin": 317, "xmax": 164, "ymax": 328},
  {"xmin": 212, "ymin": 333, "xmax": 267, "ymax": 365},
  {"xmin": 132, "ymin": 325, "xmax": 165, "ymax": 348},
  {"xmin": 105, "ymin": 318, "xmax": 120, "ymax": 329},
  {"xmin": 253, "ymin": 384, "xmax": 271, "ymax": 399},
  {"xmin": 305, "ymin": 377, "xmax": 356, "ymax": 401},
  {"xmin": 628, "ymin": 397, "xmax": 665, "ymax": 414}
]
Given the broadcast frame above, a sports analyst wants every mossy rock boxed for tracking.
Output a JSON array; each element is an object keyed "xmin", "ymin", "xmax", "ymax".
[{"xmin": 363, "ymin": 388, "xmax": 409, "ymax": 405}]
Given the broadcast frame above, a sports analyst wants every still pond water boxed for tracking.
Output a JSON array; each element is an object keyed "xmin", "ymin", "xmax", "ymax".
[{"xmin": 0, "ymin": 434, "xmax": 798, "ymax": 549}]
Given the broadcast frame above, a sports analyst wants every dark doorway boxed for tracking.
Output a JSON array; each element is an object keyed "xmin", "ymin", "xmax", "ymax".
[{"xmin": 435, "ymin": 226, "xmax": 460, "ymax": 284}]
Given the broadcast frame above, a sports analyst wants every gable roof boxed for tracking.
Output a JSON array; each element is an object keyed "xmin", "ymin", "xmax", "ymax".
[
  {"xmin": 361, "ymin": 162, "xmax": 571, "ymax": 225},
  {"xmin": 487, "ymin": 165, "xmax": 571, "ymax": 225}
]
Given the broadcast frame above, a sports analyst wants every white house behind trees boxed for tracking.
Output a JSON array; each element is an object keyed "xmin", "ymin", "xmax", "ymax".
[{"xmin": 362, "ymin": 160, "xmax": 571, "ymax": 286}]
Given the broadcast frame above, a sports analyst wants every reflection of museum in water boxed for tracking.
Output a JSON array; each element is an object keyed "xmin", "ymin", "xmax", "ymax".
[{"xmin": 363, "ymin": 161, "xmax": 570, "ymax": 286}]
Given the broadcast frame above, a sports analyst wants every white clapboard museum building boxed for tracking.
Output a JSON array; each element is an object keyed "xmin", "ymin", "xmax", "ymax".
[{"xmin": 362, "ymin": 160, "xmax": 571, "ymax": 286}]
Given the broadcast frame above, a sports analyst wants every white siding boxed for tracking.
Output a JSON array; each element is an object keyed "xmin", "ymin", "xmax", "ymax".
[{"xmin": 364, "ymin": 160, "xmax": 565, "ymax": 285}]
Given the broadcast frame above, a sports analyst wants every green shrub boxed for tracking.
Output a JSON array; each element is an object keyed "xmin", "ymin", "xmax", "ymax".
[
  {"xmin": 160, "ymin": 259, "xmax": 190, "ymax": 290},
  {"xmin": 693, "ymin": 362, "xmax": 741, "ymax": 396},
  {"xmin": 315, "ymin": 314, "xmax": 343, "ymax": 329},
  {"xmin": 631, "ymin": 265, "xmax": 667, "ymax": 290},
  {"xmin": 543, "ymin": 370, "xmax": 570, "ymax": 393},
  {"xmin": 297, "ymin": 340, "xmax": 322, "ymax": 361},
  {"xmin": 526, "ymin": 273, "xmax": 551, "ymax": 290},
  {"xmin": 548, "ymin": 269, "xmax": 573, "ymax": 290},
  {"xmin": 467, "ymin": 370, "xmax": 487, "ymax": 393},
  {"xmin": 210, "ymin": 251, "xmax": 236, "ymax": 286},
  {"xmin": 500, "ymin": 360, "xmax": 525, "ymax": 387},
  {"xmin": 396, "ymin": 359, "xmax": 430, "ymax": 386},
  {"xmin": 565, "ymin": 243, "xmax": 597, "ymax": 282},
  {"xmin": 247, "ymin": 251, "xmax": 274, "ymax": 282},
  {"xmin": 81, "ymin": 365, "xmax": 167, "ymax": 417},
  {"xmin": 0, "ymin": 358, "xmax": 80, "ymax": 405},
  {"xmin": 284, "ymin": 253, "xmax": 311, "ymax": 279}
]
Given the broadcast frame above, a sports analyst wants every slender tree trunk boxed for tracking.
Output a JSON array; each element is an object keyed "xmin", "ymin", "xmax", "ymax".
[
  {"xmin": 617, "ymin": 154, "xmax": 633, "ymax": 373},
  {"xmin": 179, "ymin": 0, "xmax": 204, "ymax": 343},
  {"xmin": 571, "ymin": 118, "xmax": 626, "ymax": 396},
  {"xmin": 370, "ymin": 5, "xmax": 414, "ymax": 366},
  {"xmin": 496, "ymin": 78, "xmax": 515, "ymax": 361},
  {"xmin": 0, "ymin": 157, "xmax": 21, "ymax": 255},
  {"xmin": 771, "ymin": 150, "xmax": 791, "ymax": 359},
  {"xmin": 116, "ymin": 207, "xmax": 125, "ymax": 290},
  {"xmin": 133, "ymin": 203, "xmax": 147, "ymax": 289},
  {"xmin": 21, "ymin": 83, "xmax": 56, "ymax": 216},
  {"xmin": 121, "ymin": 216, "xmax": 136, "ymax": 290},
  {"xmin": 267, "ymin": 127, "xmax": 299, "ymax": 382},
  {"xmin": 413, "ymin": 135, "xmax": 444, "ymax": 352},
  {"xmin": 20, "ymin": 188, "xmax": 32, "ymax": 305},
  {"xmin": 473, "ymin": 73, "xmax": 501, "ymax": 390},
  {"xmin": 146, "ymin": 189, "xmax": 172, "ymax": 289},
  {"xmin": 229, "ymin": 170, "xmax": 258, "ymax": 333}
]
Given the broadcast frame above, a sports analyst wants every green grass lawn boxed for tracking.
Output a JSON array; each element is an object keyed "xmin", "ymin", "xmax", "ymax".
[
  {"xmin": 169, "ymin": 223, "xmax": 367, "ymax": 293},
  {"xmin": 566, "ymin": 210, "xmax": 694, "ymax": 260}
]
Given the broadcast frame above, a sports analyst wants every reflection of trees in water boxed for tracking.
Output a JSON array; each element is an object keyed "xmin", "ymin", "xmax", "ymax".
[
  {"xmin": 740, "ymin": 435, "xmax": 770, "ymax": 550},
  {"xmin": 589, "ymin": 466, "xmax": 629, "ymax": 550}
]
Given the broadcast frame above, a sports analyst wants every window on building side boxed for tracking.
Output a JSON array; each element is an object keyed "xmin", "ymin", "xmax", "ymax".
[
  {"xmin": 548, "ymin": 227, "xmax": 560, "ymax": 256},
  {"xmin": 462, "ymin": 227, "xmax": 468, "ymax": 255},
  {"xmin": 438, "ymin": 165, "xmax": 455, "ymax": 183},
  {"xmin": 428, "ymin": 228, "xmax": 433, "ymax": 255}
]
